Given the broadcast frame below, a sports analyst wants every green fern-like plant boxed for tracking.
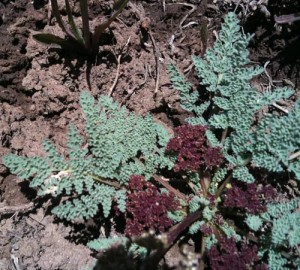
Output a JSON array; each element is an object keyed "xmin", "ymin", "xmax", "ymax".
[
  {"xmin": 250, "ymin": 99, "xmax": 300, "ymax": 178},
  {"xmin": 168, "ymin": 12, "xmax": 296, "ymax": 183},
  {"xmin": 167, "ymin": 12, "xmax": 299, "ymax": 268},
  {"xmin": 246, "ymin": 197, "xmax": 300, "ymax": 269},
  {"xmin": 3, "ymin": 92, "xmax": 172, "ymax": 221}
]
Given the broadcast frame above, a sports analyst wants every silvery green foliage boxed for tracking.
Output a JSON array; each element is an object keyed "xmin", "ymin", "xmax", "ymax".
[
  {"xmin": 88, "ymin": 236, "xmax": 147, "ymax": 269},
  {"xmin": 189, "ymin": 195, "xmax": 209, "ymax": 213},
  {"xmin": 167, "ymin": 210, "xmax": 185, "ymax": 223},
  {"xmin": 272, "ymin": 212, "xmax": 300, "ymax": 247},
  {"xmin": 219, "ymin": 221, "xmax": 241, "ymax": 241},
  {"xmin": 3, "ymin": 92, "xmax": 172, "ymax": 221},
  {"xmin": 80, "ymin": 92, "xmax": 173, "ymax": 184},
  {"xmin": 244, "ymin": 215, "xmax": 262, "ymax": 232},
  {"xmin": 128, "ymin": 243, "xmax": 148, "ymax": 260},
  {"xmin": 89, "ymin": 233, "xmax": 167, "ymax": 268},
  {"xmin": 168, "ymin": 12, "xmax": 295, "ymax": 183},
  {"xmin": 88, "ymin": 236, "xmax": 129, "ymax": 251},
  {"xmin": 205, "ymin": 234, "xmax": 218, "ymax": 249},
  {"xmin": 268, "ymin": 249, "xmax": 290, "ymax": 270},
  {"xmin": 250, "ymin": 100, "xmax": 300, "ymax": 180},
  {"xmin": 202, "ymin": 206, "xmax": 216, "ymax": 221},
  {"xmin": 189, "ymin": 220, "xmax": 205, "ymax": 234},
  {"xmin": 246, "ymin": 197, "xmax": 300, "ymax": 247},
  {"xmin": 246, "ymin": 197, "xmax": 300, "ymax": 269},
  {"xmin": 209, "ymin": 168, "xmax": 227, "ymax": 194}
]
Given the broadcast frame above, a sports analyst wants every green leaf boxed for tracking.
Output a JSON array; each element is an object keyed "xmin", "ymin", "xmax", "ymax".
[
  {"xmin": 32, "ymin": 33, "xmax": 67, "ymax": 46},
  {"xmin": 232, "ymin": 166, "xmax": 255, "ymax": 183},
  {"xmin": 88, "ymin": 236, "xmax": 128, "ymax": 251},
  {"xmin": 50, "ymin": 0, "xmax": 71, "ymax": 36},
  {"xmin": 32, "ymin": 33, "xmax": 89, "ymax": 55},
  {"xmin": 245, "ymin": 215, "xmax": 263, "ymax": 231},
  {"xmin": 79, "ymin": 0, "xmax": 91, "ymax": 49},
  {"xmin": 64, "ymin": 0, "xmax": 84, "ymax": 44}
]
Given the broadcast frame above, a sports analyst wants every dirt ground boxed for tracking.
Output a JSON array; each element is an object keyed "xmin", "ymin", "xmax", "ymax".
[{"xmin": 0, "ymin": 0, "xmax": 299, "ymax": 269}]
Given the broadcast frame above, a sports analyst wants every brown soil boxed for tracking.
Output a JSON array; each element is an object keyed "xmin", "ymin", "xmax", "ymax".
[{"xmin": 0, "ymin": 0, "xmax": 299, "ymax": 269}]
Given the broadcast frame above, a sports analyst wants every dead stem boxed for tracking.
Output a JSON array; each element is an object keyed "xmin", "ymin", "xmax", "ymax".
[
  {"xmin": 147, "ymin": 209, "xmax": 203, "ymax": 267},
  {"xmin": 214, "ymin": 172, "xmax": 233, "ymax": 198},
  {"xmin": 272, "ymin": 102, "xmax": 289, "ymax": 114},
  {"xmin": 289, "ymin": 150, "xmax": 300, "ymax": 161},
  {"xmin": 149, "ymin": 32, "xmax": 160, "ymax": 94},
  {"xmin": 153, "ymin": 175, "xmax": 186, "ymax": 201},
  {"xmin": 199, "ymin": 237, "xmax": 206, "ymax": 270},
  {"xmin": 221, "ymin": 128, "xmax": 228, "ymax": 145},
  {"xmin": 170, "ymin": 3, "xmax": 197, "ymax": 31},
  {"xmin": 108, "ymin": 37, "xmax": 131, "ymax": 96},
  {"xmin": 0, "ymin": 202, "xmax": 34, "ymax": 215},
  {"xmin": 215, "ymin": 158, "xmax": 251, "ymax": 198},
  {"xmin": 108, "ymin": 54, "xmax": 121, "ymax": 97},
  {"xmin": 274, "ymin": 13, "xmax": 300, "ymax": 24},
  {"xmin": 92, "ymin": 175, "xmax": 122, "ymax": 189}
]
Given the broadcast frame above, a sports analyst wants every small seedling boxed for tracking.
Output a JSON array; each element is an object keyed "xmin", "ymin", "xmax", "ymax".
[{"xmin": 33, "ymin": 0, "xmax": 129, "ymax": 56}]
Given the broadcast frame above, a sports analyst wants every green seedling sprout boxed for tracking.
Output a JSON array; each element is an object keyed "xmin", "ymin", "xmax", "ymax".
[{"xmin": 33, "ymin": 0, "xmax": 129, "ymax": 57}]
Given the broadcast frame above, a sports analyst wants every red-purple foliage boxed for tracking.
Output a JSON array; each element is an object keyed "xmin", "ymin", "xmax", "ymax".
[
  {"xmin": 200, "ymin": 223, "xmax": 214, "ymax": 236},
  {"xmin": 223, "ymin": 182, "xmax": 276, "ymax": 214},
  {"xmin": 207, "ymin": 237, "xmax": 266, "ymax": 270},
  {"xmin": 125, "ymin": 175, "xmax": 179, "ymax": 237},
  {"xmin": 166, "ymin": 125, "xmax": 223, "ymax": 172}
]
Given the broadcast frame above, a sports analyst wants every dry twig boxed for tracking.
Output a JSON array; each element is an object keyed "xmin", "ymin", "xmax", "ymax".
[
  {"xmin": 153, "ymin": 175, "xmax": 186, "ymax": 201},
  {"xmin": 289, "ymin": 150, "xmax": 300, "ymax": 161},
  {"xmin": 0, "ymin": 202, "xmax": 34, "ymax": 215},
  {"xmin": 274, "ymin": 13, "xmax": 300, "ymax": 24},
  {"xmin": 108, "ymin": 54, "xmax": 122, "ymax": 97},
  {"xmin": 149, "ymin": 32, "xmax": 161, "ymax": 94},
  {"xmin": 108, "ymin": 37, "xmax": 131, "ymax": 96}
]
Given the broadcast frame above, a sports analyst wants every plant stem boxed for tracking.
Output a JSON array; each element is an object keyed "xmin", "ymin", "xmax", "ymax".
[
  {"xmin": 64, "ymin": 0, "xmax": 84, "ymax": 43},
  {"xmin": 215, "ymin": 157, "xmax": 252, "ymax": 198},
  {"xmin": 289, "ymin": 150, "xmax": 300, "ymax": 161},
  {"xmin": 50, "ymin": 0, "xmax": 76, "ymax": 39},
  {"xmin": 153, "ymin": 175, "xmax": 186, "ymax": 201},
  {"xmin": 221, "ymin": 128, "xmax": 228, "ymax": 145},
  {"xmin": 274, "ymin": 13, "xmax": 300, "ymax": 24},
  {"xmin": 79, "ymin": 0, "xmax": 91, "ymax": 50},
  {"xmin": 199, "ymin": 237, "xmax": 206, "ymax": 270},
  {"xmin": 146, "ymin": 209, "xmax": 203, "ymax": 266},
  {"xmin": 214, "ymin": 172, "xmax": 233, "ymax": 198},
  {"xmin": 91, "ymin": 175, "xmax": 121, "ymax": 189},
  {"xmin": 200, "ymin": 171, "xmax": 211, "ymax": 198}
]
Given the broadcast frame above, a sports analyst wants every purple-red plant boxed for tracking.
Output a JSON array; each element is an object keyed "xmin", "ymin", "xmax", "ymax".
[
  {"xmin": 166, "ymin": 125, "xmax": 223, "ymax": 172},
  {"xmin": 207, "ymin": 237, "xmax": 267, "ymax": 270},
  {"xmin": 223, "ymin": 181, "xmax": 276, "ymax": 214},
  {"xmin": 125, "ymin": 175, "xmax": 179, "ymax": 237}
]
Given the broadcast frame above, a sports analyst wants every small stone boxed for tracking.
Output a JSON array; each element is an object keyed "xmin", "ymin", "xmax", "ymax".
[{"xmin": 0, "ymin": 165, "xmax": 8, "ymax": 174}]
